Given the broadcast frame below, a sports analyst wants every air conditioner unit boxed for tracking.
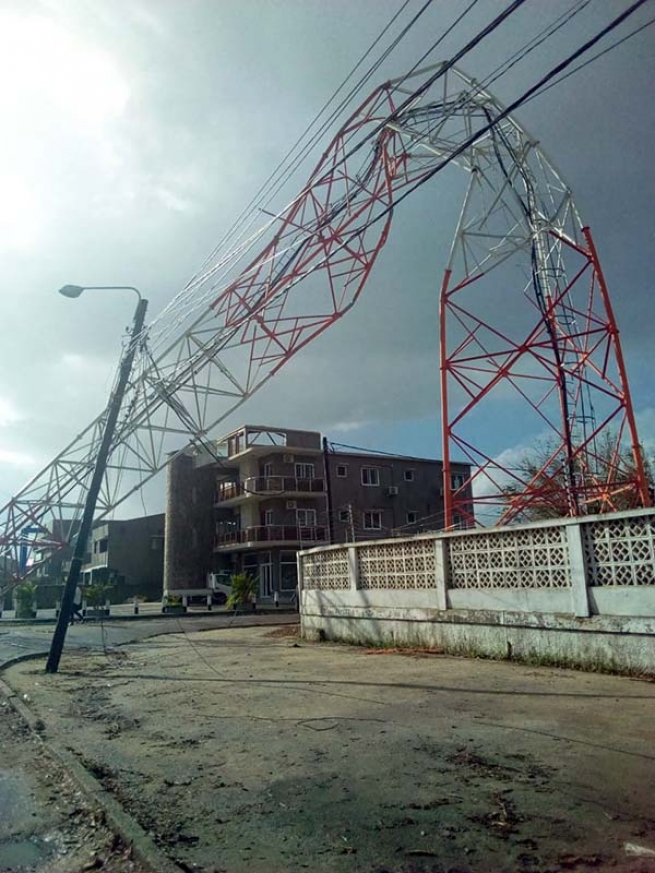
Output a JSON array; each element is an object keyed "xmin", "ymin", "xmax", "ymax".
[
  {"xmin": 286, "ymin": 500, "xmax": 297, "ymax": 510},
  {"xmin": 283, "ymin": 453, "xmax": 294, "ymax": 463},
  {"xmin": 386, "ymin": 486, "xmax": 399, "ymax": 496}
]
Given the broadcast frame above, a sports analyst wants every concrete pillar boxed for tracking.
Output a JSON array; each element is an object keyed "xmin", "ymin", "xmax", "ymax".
[
  {"xmin": 434, "ymin": 537, "xmax": 449, "ymax": 610},
  {"xmin": 566, "ymin": 522, "xmax": 591, "ymax": 618},
  {"xmin": 164, "ymin": 452, "xmax": 194, "ymax": 592},
  {"xmin": 347, "ymin": 546, "xmax": 358, "ymax": 590}
]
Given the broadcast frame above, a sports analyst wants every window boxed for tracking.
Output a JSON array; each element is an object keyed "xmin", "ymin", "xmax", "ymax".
[
  {"xmin": 338, "ymin": 509, "xmax": 350, "ymax": 523},
  {"xmin": 336, "ymin": 464, "xmax": 348, "ymax": 478},
  {"xmin": 243, "ymin": 553, "xmax": 258, "ymax": 574},
  {"xmin": 363, "ymin": 510, "xmax": 382, "ymax": 530},
  {"xmin": 404, "ymin": 469, "xmax": 415, "ymax": 482},
  {"xmin": 263, "ymin": 462, "xmax": 274, "ymax": 478},
  {"xmin": 264, "ymin": 509, "xmax": 274, "ymax": 526},
  {"xmin": 406, "ymin": 511, "xmax": 418, "ymax": 524},
  {"xmin": 260, "ymin": 552, "xmax": 273, "ymax": 598},
  {"xmin": 98, "ymin": 538, "xmax": 108, "ymax": 554},
  {"xmin": 295, "ymin": 462, "xmax": 315, "ymax": 479},
  {"xmin": 361, "ymin": 466, "xmax": 380, "ymax": 486},
  {"xmin": 280, "ymin": 551, "xmax": 298, "ymax": 591},
  {"xmin": 296, "ymin": 508, "xmax": 317, "ymax": 527},
  {"xmin": 451, "ymin": 473, "xmax": 465, "ymax": 490}
]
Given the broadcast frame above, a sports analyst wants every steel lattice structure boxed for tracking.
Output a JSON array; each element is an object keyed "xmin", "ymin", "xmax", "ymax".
[{"xmin": 0, "ymin": 65, "xmax": 649, "ymax": 580}]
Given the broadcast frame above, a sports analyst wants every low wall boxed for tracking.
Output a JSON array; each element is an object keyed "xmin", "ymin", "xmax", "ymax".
[{"xmin": 298, "ymin": 508, "xmax": 655, "ymax": 674}]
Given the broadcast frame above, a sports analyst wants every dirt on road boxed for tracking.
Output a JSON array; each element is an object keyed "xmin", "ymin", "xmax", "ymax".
[
  {"xmin": 4, "ymin": 625, "xmax": 655, "ymax": 873},
  {"xmin": 0, "ymin": 694, "xmax": 145, "ymax": 872}
]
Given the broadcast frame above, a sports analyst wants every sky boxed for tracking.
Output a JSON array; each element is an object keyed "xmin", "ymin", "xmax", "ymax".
[{"xmin": 0, "ymin": 0, "xmax": 653, "ymax": 517}]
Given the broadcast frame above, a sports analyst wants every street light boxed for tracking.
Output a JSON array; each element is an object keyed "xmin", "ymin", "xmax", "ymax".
[
  {"xmin": 58, "ymin": 284, "xmax": 143, "ymax": 301},
  {"xmin": 46, "ymin": 284, "xmax": 149, "ymax": 673}
]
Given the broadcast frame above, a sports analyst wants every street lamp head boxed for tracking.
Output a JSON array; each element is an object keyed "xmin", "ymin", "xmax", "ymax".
[
  {"xmin": 57, "ymin": 284, "xmax": 142, "ymax": 302},
  {"xmin": 58, "ymin": 284, "xmax": 85, "ymax": 298}
]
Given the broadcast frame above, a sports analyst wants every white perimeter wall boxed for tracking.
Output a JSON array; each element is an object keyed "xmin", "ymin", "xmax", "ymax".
[{"xmin": 298, "ymin": 508, "xmax": 655, "ymax": 673}]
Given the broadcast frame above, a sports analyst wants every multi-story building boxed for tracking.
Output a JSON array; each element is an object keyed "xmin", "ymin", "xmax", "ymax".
[
  {"xmin": 164, "ymin": 424, "xmax": 472, "ymax": 602},
  {"xmin": 80, "ymin": 513, "xmax": 165, "ymax": 602}
]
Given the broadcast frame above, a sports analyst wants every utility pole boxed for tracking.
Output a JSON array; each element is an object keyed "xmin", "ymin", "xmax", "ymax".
[
  {"xmin": 46, "ymin": 292, "xmax": 148, "ymax": 674},
  {"xmin": 322, "ymin": 437, "xmax": 335, "ymax": 545},
  {"xmin": 348, "ymin": 503, "xmax": 356, "ymax": 543}
]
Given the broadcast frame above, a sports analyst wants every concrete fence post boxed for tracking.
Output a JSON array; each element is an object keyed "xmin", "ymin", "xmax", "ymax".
[
  {"xmin": 434, "ymin": 537, "xmax": 449, "ymax": 610},
  {"xmin": 347, "ymin": 546, "xmax": 358, "ymax": 590},
  {"xmin": 566, "ymin": 522, "xmax": 591, "ymax": 618},
  {"xmin": 296, "ymin": 555, "xmax": 304, "ymax": 594}
]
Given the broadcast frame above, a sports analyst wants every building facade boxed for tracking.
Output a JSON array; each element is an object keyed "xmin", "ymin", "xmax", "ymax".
[
  {"xmin": 80, "ymin": 513, "xmax": 165, "ymax": 602},
  {"xmin": 164, "ymin": 425, "xmax": 472, "ymax": 601}
]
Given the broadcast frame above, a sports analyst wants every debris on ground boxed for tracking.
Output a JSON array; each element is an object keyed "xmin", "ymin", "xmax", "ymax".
[
  {"xmin": 0, "ymin": 701, "xmax": 145, "ymax": 872},
  {"xmin": 4, "ymin": 626, "xmax": 655, "ymax": 873}
]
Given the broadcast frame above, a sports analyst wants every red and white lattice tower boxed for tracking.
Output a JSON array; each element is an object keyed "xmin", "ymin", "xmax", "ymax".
[{"xmin": 0, "ymin": 65, "xmax": 648, "ymax": 578}]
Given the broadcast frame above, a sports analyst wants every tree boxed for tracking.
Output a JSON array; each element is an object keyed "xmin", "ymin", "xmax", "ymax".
[{"xmin": 502, "ymin": 433, "xmax": 652, "ymax": 522}]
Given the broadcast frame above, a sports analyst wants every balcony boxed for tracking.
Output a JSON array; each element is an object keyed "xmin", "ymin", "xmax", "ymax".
[
  {"xmin": 216, "ymin": 476, "xmax": 325, "ymax": 504},
  {"xmin": 215, "ymin": 525, "xmax": 328, "ymax": 550}
]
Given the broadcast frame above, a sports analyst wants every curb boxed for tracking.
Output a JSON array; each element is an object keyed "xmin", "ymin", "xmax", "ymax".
[
  {"xmin": 0, "ymin": 650, "xmax": 48, "ymax": 671},
  {"xmin": 0, "ymin": 620, "xmax": 299, "ymax": 871},
  {"xmin": 0, "ymin": 608, "xmax": 298, "ymax": 627},
  {"xmin": 0, "ymin": 675, "xmax": 181, "ymax": 873}
]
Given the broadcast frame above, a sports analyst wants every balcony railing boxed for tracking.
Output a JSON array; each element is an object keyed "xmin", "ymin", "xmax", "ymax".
[
  {"xmin": 216, "ymin": 476, "xmax": 325, "ymax": 502},
  {"xmin": 216, "ymin": 525, "xmax": 327, "ymax": 546}
]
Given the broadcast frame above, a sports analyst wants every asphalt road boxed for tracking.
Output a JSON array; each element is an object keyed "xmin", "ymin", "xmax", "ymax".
[{"xmin": 0, "ymin": 612, "xmax": 298, "ymax": 669}]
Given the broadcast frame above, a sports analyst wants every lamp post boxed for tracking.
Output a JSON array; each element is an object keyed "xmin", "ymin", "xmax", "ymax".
[{"xmin": 45, "ymin": 285, "xmax": 148, "ymax": 674}]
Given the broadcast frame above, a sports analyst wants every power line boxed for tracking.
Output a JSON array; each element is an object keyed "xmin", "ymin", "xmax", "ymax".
[
  {"xmin": 151, "ymin": 0, "xmax": 443, "ymax": 335},
  {"xmin": 522, "ymin": 12, "xmax": 655, "ymax": 105},
  {"xmin": 151, "ymin": 0, "xmax": 599, "ymax": 350},
  {"xmin": 481, "ymin": 0, "xmax": 593, "ymax": 91},
  {"xmin": 146, "ymin": 0, "xmax": 516, "ymax": 342},
  {"xmin": 299, "ymin": 0, "xmax": 652, "ymax": 287},
  {"xmin": 196, "ymin": 0, "xmax": 421, "ymax": 264}
]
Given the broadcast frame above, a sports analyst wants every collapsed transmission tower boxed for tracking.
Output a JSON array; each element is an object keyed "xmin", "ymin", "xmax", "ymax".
[{"xmin": 0, "ymin": 65, "xmax": 649, "ymax": 579}]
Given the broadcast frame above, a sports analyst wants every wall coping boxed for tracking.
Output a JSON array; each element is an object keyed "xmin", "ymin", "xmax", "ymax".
[{"xmin": 298, "ymin": 506, "xmax": 655, "ymax": 557}]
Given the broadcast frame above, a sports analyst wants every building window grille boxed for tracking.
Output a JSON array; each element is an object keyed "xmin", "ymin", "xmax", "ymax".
[
  {"xmin": 361, "ymin": 467, "xmax": 380, "ymax": 486},
  {"xmin": 297, "ymin": 508, "xmax": 317, "ymax": 527},
  {"xmin": 363, "ymin": 510, "xmax": 382, "ymax": 530},
  {"xmin": 295, "ymin": 462, "xmax": 315, "ymax": 479},
  {"xmin": 336, "ymin": 464, "xmax": 348, "ymax": 477}
]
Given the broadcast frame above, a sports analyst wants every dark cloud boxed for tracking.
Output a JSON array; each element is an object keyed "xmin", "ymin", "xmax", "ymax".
[{"xmin": 1, "ymin": 0, "xmax": 653, "ymax": 507}]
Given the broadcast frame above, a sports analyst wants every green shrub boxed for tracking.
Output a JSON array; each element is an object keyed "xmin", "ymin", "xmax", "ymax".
[
  {"xmin": 227, "ymin": 573, "xmax": 258, "ymax": 610},
  {"xmin": 15, "ymin": 582, "xmax": 36, "ymax": 612},
  {"xmin": 164, "ymin": 595, "xmax": 182, "ymax": 607},
  {"xmin": 86, "ymin": 581, "xmax": 112, "ymax": 606}
]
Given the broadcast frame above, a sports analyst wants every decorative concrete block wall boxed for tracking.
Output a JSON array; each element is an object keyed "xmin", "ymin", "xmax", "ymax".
[{"xmin": 298, "ymin": 508, "xmax": 655, "ymax": 673}]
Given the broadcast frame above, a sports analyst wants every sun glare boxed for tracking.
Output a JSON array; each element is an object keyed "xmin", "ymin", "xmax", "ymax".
[
  {"xmin": 0, "ymin": 12, "xmax": 130, "ymax": 126},
  {"xmin": 0, "ymin": 12, "xmax": 130, "ymax": 250}
]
